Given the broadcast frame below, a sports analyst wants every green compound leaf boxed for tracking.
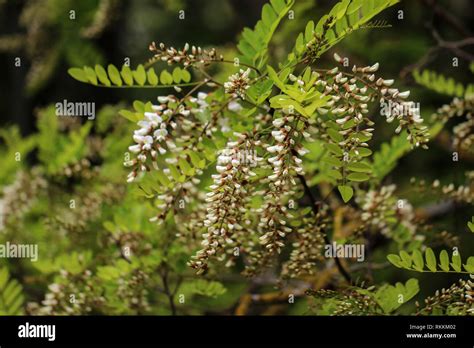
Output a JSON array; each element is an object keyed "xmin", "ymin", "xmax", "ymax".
[
  {"xmin": 464, "ymin": 257, "xmax": 474, "ymax": 273},
  {"xmin": 121, "ymin": 65, "xmax": 134, "ymax": 86},
  {"xmin": 425, "ymin": 248, "xmax": 437, "ymax": 272},
  {"xmin": 67, "ymin": 67, "xmax": 88, "ymax": 83},
  {"xmin": 388, "ymin": 248, "xmax": 472, "ymax": 274},
  {"xmin": 338, "ymin": 185, "xmax": 353, "ymax": 203},
  {"xmin": 237, "ymin": 0, "xmax": 295, "ymax": 69},
  {"xmin": 0, "ymin": 267, "xmax": 24, "ymax": 315},
  {"xmin": 412, "ymin": 250, "xmax": 424, "ymax": 271},
  {"xmin": 68, "ymin": 64, "xmax": 193, "ymax": 88},
  {"xmin": 285, "ymin": 0, "xmax": 399, "ymax": 67},
  {"xmin": 439, "ymin": 250, "xmax": 450, "ymax": 272},
  {"xmin": 132, "ymin": 64, "xmax": 147, "ymax": 86},
  {"xmin": 107, "ymin": 64, "xmax": 123, "ymax": 86},
  {"xmin": 347, "ymin": 172, "xmax": 370, "ymax": 182},
  {"xmin": 347, "ymin": 162, "xmax": 372, "ymax": 173},
  {"xmin": 375, "ymin": 278, "xmax": 419, "ymax": 314},
  {"xmin": 387, "ymin": 254, "xmax": 402, "ymax": 268},
  {"xmin": 95, "ymin": 64, "xmax": 111, "ymax": 86},
  {"xmin": 147, "ymin": 68, "xmax": 159, "ymax": 86},
  {"xmin": 413, "ymin": 69, "xmax": 473, "ymax": 98}
]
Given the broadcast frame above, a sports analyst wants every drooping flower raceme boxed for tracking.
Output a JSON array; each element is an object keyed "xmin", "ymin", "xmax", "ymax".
[
  {"xmin": 149, "ymin": 42, "xmax": 223, "ymax": 67},
  {"xmin": 330, "ymin": 53, "xmax": 430, "ymax": 148},
  {"xmin": 358, "ymin": 184, "xmax": 423, "ymax": 246},
  {"xmin": 125, "ymin": 93, "xmax": 212, "ymax": 227},
  {"xmin": 188, "ymin": 133, "xmax": 262, "ymax": 274},
  {"xmin": 125, "ymin": 93, "xmax": 210, "ymax": 183},
  {"xmin": 124, "ymin": 96, "xmax": 177, "ymax": 182},
  {"xmin": 244, "ymin": 114, "xmax": 311, "ymax": 274},
  {"xmin": 281, "ymin": 214, "xmax": 326, "ymax": 278}
]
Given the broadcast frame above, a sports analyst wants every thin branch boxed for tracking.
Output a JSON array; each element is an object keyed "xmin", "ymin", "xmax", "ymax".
[
  {"xmin": 400, "ymin": 15, "xmax": 474, "ymax": 78},
  {"xmin": 420, "ymin": 0, "xmax": 471, "ymax": 37},
  {"xmin": 95, "ymin": 82, "xmax": 202, "ymax": 88},
  {"xmin": 160, "ymin": 267, "xmax": 177, "ymax": 315},
  {"xmin": 431, "ymin": 28, "xmax": 474, "ymax": 61}
]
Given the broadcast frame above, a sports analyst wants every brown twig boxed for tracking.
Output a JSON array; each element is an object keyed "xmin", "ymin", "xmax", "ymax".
[
  {"xmin": 160, "ymin": 267, "xmax": 177, "ymax": 315},
  {"xmin": 420, "ymin": 0, "xmax": 471, "ymax": 37},
  {"xmin": 400, "ymin": 10, "xmax": 474, "ymax": 78}
]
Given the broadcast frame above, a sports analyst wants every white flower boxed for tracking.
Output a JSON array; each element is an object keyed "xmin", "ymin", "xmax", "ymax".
[
  {"xmin": 144, "ymin": 112, "xmax": 160, "ymax": 121},
  {"xmin": 133, "ymin": 134, "xmax": 145, "ymax": 143},
  {"xmin": 272, "ymin": 118, "xmax": 285, "ymax": 127},
  {"xmin": 296, "ymin": 148, "xmax": 309, "ymax": 156},
  {"xmin": 216, "ymin": 165, "xmax": 227, "ymax": 173},
  {"xmin": 153, "ymin": 128, "xmax": 168, "ymax": 141},
  {"xmin": 412, "ymin": 113, "xmax": 423, "ymax": 124},
  {"xmin": 134, "ymin": 127, "xmax": 148, "ymax": 136},
  {"xmin": 268, "ymin": 174, "xmax": 278, "ymax": 181},
  {"xmin": 219, "ymin": 117, "xmax": 231, "ymax": 133},
  {"xmin": 137, "ymin": 120, "xmax": 150, "ymax": 128},
  {"xmin": 398, "ymin": 91, "xmax": 410, "ymax": 99},
  {"xmin": 128, "ymin": 144, "xmax": 141, "ymax": 153},
  {"xmin": 228, "ymin": 101, "xmax": 242, "ymax": 112},
  {"xmin": 217, "ymin": 155, "xmax": 231, "ymax": 165},
  {"xmin": 336, "ymin": 116, "xmax": 349, "ymax": 124},
  {"xmin": 368, "ymin": 62, "xmax": 379, "ymax": 72},
  {"xmin": 224, "ymin": 69, "xmax": 251, "ymax": 98},
  {"xmin": 142, "ymin": 135, "xmax": 154, "ymax": 150},
  {"xmin": 267, "ymin": 145, "xmax": 284, "ymax": 153}
]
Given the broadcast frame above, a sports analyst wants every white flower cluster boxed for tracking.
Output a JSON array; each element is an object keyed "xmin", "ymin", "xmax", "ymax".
[
  {"xmin": 360, "ymin": 184, "xmax": 397, "ymax": 236},
  {"xmin": 0, "ymin": 170, "xmax": 47, "ymax": 232},
  {"xmin": 281, "ymin": 215, "xmax": 326, "ymax": 277},
  {"xmin": 378, "ymin": 90, "xmax": 426, "ymax": 146},
  {"xmin": 434, "ymin": 96, "xmax": 474, "ymax": 152},
  {"xmin": 125, "ymin": 102, "xmax": 171, "ymax": 182},
  {"xmin": 224, "ymin": 68, "xmax": 251, "ymax": 99},
  {"xmin": 189, "ymin": 134, "xmax": 262, "ymax": 274},
  {"xmin": 315, "ymin": 64, "xmax": 376, "ymax": 159},
  {"xmin": 359, "ymin": 185, "xmax": 421, "ymax": 241},
  {"xmin": 438, "ymin": 179, "xmax": 473, "ymax": 204},
  {"xmin": 149, "ymin": 41, "xmax": 222, "ymax": 67},
  {"xmin": 148, "ymin": 177, "xmax": 200, "ymax": 225},
  {"xmin": 189, "ymin": 92, "xmax": 209, "ymax": 114},
  {"xmin": 267, "ymin": 116, "xmax": 309, "ymax": 186},
  {"xmin": 250, "ymin": 116, "xmax": 309, "ymax": 263},
  {"xmin": 125, "ymin": 94, "xmax": 209, "ymax": 183},
  {"xmin": 453, "ymin": 118, "xmax": 474, "ymax": 153},
  {"xmin": 329, "ymin": 53, "xmax": 430, "ymax": 148}
]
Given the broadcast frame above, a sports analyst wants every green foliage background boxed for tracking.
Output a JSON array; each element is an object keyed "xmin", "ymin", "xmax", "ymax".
[{"xmin": 0, "ymin": 0, "xmax": 473, "ymax": 315}]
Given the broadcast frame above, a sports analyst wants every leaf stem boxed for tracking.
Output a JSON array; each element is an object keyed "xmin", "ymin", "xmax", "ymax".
[{"xmin": 94, "ymin": 82, "xmax": 202, "ymax": 88}]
